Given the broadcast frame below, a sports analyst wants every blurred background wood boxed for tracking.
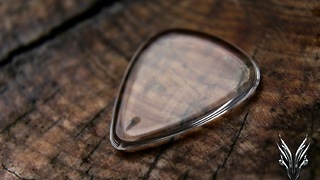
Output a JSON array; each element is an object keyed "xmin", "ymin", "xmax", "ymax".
[{"xmin": 0, "ymin": 0, "xmax": 319, "ymax": 179}]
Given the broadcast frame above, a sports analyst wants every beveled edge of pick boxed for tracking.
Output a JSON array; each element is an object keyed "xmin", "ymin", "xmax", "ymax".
[{"xmin": 110, "ymin": 28, "xmax": 261, "ymax": 151}]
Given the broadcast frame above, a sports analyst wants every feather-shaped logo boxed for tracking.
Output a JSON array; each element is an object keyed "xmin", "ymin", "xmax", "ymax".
[{"xmin": 277, "ymin": 135, "xmax": 310, "ymax": 180}]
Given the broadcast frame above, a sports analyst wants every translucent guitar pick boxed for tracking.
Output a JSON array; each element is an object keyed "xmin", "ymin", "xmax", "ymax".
[{"xmin": 110, "ymin": 29, "xmax": 260, "ymax": 151}]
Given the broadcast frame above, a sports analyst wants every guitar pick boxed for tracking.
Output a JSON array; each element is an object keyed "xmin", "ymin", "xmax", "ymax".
[{"xmin": 110, "ymin": 29, "xmax": 260, "ymax": 151}]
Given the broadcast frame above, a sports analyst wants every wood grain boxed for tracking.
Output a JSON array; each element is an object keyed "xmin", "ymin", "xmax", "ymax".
[
  {"xmin": 0, "ymin": 0, "xmax": 115, "ymax": 64},
  {"xmin": 0, "ymin": 0, "xmax": 319, "ymax": 179}
]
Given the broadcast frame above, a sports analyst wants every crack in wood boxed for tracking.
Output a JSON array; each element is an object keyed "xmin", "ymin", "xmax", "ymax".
[
  {"xmin": 43, "ymin": 119, "xmax": 62, "ymax": 133},
  {"xmin": 0, "ymin": 108, "xmax": 35, "ymax": 134},
  {"xmin": 2, "ymin": 163, "xmax": 35, "ymax": 180},
  {"xmin": 85, "ymin": 166, "xmax": 94, "ymax": 180},
  {"xmin": 42, "ymin": 88, "xmax": 60, "ymax": 104},
  {"xmin": 211, "ymin": 165, "xmax": 221, "ymax": 180},
  {"xmin": 75, "ymin": 110, "xmax": 104, "ymax": 138},
  {"xmin": 211, "ymin": 110, "xmax": 250, "ymax": 179},
  {"xmin": 142, "ymin": 138, "xmax": 174, "ymax": 180},
  {"xmin": 50, "ymin": 153, "xmax": 60, "ymax": 165},
  {"xmin": 0, "ymin": 0, "xmax": 120, "ymax": 68},
  {"xmin": 75, "ymin": 101, "xmax": 112, "ymax": 138},
  {"xmin": 1, "ymin": 88, "xmax": 60, "ymax": 134},
  {"xmin": 85, "ymin": 166, "xmax": 92, "ymax": 175},
  {"xmin": 179, "ymin": 169, "xmax": 189, "ymax": 180},
  {"xmin": 80, "ymin": 136, "xmax": 105, "ymax": 166}
]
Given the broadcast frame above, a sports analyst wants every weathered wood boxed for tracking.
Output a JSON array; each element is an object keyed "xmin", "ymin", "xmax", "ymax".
[
  {"xmin": 0, "ymin": 0, "xmax": 114, "ymax": 64},
  {"xmin": 0, "ymin": 0, "xmax": 319, "ymax": 179}
]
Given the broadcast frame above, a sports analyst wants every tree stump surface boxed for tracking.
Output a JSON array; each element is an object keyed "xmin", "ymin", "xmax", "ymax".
[{"xmin": 0, "ymin": 0, "xmax": 319, "ymax": 179}]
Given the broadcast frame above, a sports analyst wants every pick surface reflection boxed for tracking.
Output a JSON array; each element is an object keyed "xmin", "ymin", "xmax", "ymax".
[{"xmin": 110, "ymin": 29, "xmax": 260, "ymax": 151}]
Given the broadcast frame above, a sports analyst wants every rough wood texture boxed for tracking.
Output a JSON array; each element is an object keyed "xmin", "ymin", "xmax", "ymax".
[
  {"xmin": 0, "ymin": 0, "xmax": 319, "ymax": 179},
  {"xmin": 0, "ymin": 0, "xmax": 115, "ymax": 64}
]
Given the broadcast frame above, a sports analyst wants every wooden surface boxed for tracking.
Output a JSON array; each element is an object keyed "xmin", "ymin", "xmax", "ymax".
[{"xmin": 0, "ymin": 0, "xmax": 319, "ymax": 179}]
